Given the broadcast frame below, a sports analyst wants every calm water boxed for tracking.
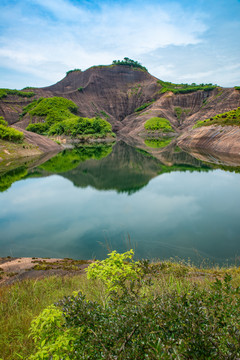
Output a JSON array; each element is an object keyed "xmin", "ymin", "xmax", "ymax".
[{"xmin": 0, "ymin": 141, "xmax": 240, "ymax": 265}]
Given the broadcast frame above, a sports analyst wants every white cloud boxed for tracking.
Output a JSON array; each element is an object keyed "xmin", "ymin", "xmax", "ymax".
[{"xmin": 0, "ymin": 0, "xmax": 208, "ymax": 87}]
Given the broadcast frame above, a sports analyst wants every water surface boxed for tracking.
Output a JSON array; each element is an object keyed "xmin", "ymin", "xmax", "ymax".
[{"xmin": 0, "ymin": 142, "xmax": 239, "ymax": 265}]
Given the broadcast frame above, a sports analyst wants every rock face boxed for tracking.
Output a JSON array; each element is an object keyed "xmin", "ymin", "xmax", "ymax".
[
  {"xmin": 1, "ymin": 65, "xmax": 240, "ymax": 155},
  {"xmin": 178, "ymin": 125, "xmax": 240, "ymax": 155}
]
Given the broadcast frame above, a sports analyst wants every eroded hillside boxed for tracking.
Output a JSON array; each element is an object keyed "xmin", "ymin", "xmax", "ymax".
[{"xmin": 1, "ymin": 64, "xmax": 240, "ymax": 156}]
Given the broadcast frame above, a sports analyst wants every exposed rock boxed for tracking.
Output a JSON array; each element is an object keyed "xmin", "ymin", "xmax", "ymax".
[
  {"xmin": 1, "ymin": 65, "xmax": 240, "ymax": 157},
  {"xmin": 177, "ymin": 125, "xmax": 240, "ymax": 156}
]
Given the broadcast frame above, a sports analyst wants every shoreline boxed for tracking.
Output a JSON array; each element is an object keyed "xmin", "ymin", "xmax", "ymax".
[{"xmin": 0, "ymin": 257, "xmax": 92, "ymax": 286}]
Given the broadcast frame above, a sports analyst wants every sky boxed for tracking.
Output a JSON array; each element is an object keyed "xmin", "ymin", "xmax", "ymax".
[{"xmin": 0, "ymin": 0, "xmax": 240, "ymax": 89}]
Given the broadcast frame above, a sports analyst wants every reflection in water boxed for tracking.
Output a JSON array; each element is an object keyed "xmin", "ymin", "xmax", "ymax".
[
  {"xmin": 29, "ymin": 141, "xmax": 212, "ymax": 194},
  {"xmin": 0, "ymin": 141, "xmax": 240, "ymax": 265},
  {"xmin": 144, "ymin": 137, "xmax": 173, "ymax": 148}
]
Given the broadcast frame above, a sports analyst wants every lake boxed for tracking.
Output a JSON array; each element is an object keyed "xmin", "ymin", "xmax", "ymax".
[{"xmin": 0, "ymin": 141, "xmax": 240, "ymax": 265}]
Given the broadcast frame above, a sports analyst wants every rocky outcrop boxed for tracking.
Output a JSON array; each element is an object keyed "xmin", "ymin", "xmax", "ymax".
[
  {"xmin": 12, "ymin": 125, "xmax": 61, "ymax": 153},
  {"xmin": 177, "ymin": 125, "xmax": 240, "ymax": 156}
]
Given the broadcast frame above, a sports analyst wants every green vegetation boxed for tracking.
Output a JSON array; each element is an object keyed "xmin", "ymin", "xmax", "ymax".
[
  {"xmin": 1, "ymin": 251, "xmax": 236, "ymax": 360},
  {"xmin": 23, "ymin": 97, "xmax": 112, "ymax": 137},
  {"xmin": 134, "ymin": 100, "xmax": 155, "ymax": 112},
  {"xmin": 234, "ymin": 86, "xmax": 240, "ymax": 90},
  {"xmin": 0, "ymin": 88, "xmax": 35, "ymax": 99},
  {"xmin": 144, "ymin": 117, "xmax": 173, "ymax": 132},
  {"xmin": 0, "ymin": 116, "xmax": 24, "ymax": 143},
  {"xmin": 112, "ymin": 57, "xmax": 147, "ymax": 71},
  {"xmin": 157, "ymin": 80, "xmax": 217, "ymax": 94},
  {"xmin": 144, "ymin": 137, "xmax": 173, "ymax": 148},
  {"xmin": 77, "ymin": 87, "xmax": 83, "ymax": 92},
  {"xmin": 39, "ymin": 145, "xmax": 113, "ymax": 173},
  {"xmin": 194, "ymin": 107, "xmax": 240, "ymax": 128},
  {"xmin": 174, "ymin": 107, "xmax": 191, "ymax": 120},
  {"xmin": 66, "ymin": 69, "xmax": 81, "ymax": 76},
  {"xmin": 0, "ymin": 166, "xmax": 28, "ymax": 192}
]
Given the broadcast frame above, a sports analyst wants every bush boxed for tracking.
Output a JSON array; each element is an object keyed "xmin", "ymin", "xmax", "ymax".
[
  {"xmin": 144, "ymin": 117, "xmax": 173, "ymax": 132},
  {"xmin": 0, "ymin": 116, "xmax": 24, "ymax": 142},
  {"xmin": 66, "ymin": 69, "xmax": 81, "ymax": 76},
  {"xmin": 28, "ymin": 251, "xmax": 240, "ymax": 360},
  {"xmin": 157, "ymin": 80, "xmax": 217, "ymax": 94},
  {"xmin": 134, "ymin": 100, "xmax": 155, "ymax": 112},
  {"xmin": 0, "ymin": 88, "xmax": 35, "ymax": 99},
  {"xmin": 24, "ymin": 97, "xmax": 112, "ymax": 137},
  {"xmin": 112, "ymin": 57, "xmax": 147, "ymax": 72},
  {"xmin": 194, "ymin": 107, "xmax": 240, "ymax": 128}
]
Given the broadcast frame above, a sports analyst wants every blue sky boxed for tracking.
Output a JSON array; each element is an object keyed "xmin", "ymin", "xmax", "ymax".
[{"xmin": 0, "ymin": 0, "xmax": 240, "ymax": 89}]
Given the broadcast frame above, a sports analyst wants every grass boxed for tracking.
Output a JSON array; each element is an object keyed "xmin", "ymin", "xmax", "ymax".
[
  {"xmin": 144, "ymin": 137, "xmax": 173, "ymax": 148},
  {"xmin": 0, "ymin": 259, "xmax": 240, "ymax": 360},
  {"xmin": 157, "ymin": 80, "xmax": 217, "ymax": 94},
  {"xmin": 0, "ymin": 88, "xmax": 35, "ymax": 99},
  {"xmin": 144, "ymin": 117, "xmax": 173, "ymax": 132},
  {"xmin": 234, "ymin": 86, "xmax": 240, "ymax": 90},
  {"xmin": 134, "ymin": 100, "xmax": 155, "ymax": 112},
  {"xmin": 194, "ymin": 107, "xmax": 240, "ymax": 128}
]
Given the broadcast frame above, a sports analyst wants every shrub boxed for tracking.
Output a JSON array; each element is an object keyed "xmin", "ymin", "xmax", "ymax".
[
  {"xmin": 24, "ymin": 97, "xmax": 112, "ymax": 137},
  {"xmin": 0, "ymin": 116, "xmax": 24, "ymax": 142},
  {"xmin": 134, "ymin": 100, "xmax": 155, "ymax": 112},
  {"xmin": 0, "ymin": 88, "xmax": 35, "ymax": 99},
  {"xmin": 234, "ymin": 86, "xmax": 240, "ymax": 90},
  {"xmin": 194, "ymin": 107, "xmax": 240, "ymax": 128},
  {"xmin": 28, "ymin": 251, "xmax": 240, "ymax": 360},
  {"xmin": 157, "ymin": 80, "xmax": 217, "ymax": 94},
  {"xmin": 86, "ymin": 250, "xmax": 142, "ymax": 294},
  {"xmin": 66, "ymin": 69, "xmax": 81, "ymax": 75},
  {"xmin": 144, "ymin": 117, "xmax": 173, "ymax": 132},
  {"xmin": 112, "ymin": 57, "xmax": 147, "ymax": 72}
]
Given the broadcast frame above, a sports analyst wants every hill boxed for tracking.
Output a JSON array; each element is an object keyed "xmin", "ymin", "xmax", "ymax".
[{"xmin": 0, "ymin": 62, "xmax": 240, "ymax": 156}]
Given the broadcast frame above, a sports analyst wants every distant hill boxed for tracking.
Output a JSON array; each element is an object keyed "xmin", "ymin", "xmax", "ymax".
[{"xmin": 0, "ymin": 62, "xmax": 240, "ymax": 155}]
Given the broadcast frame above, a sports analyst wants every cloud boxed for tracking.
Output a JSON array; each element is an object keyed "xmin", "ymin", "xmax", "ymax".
[{"xmin": 0, "ymin": 0, "xmax": 208, "ymax": 87}]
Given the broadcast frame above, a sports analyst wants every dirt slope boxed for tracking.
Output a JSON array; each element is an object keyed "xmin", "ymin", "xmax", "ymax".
[{"xmin": 1, "ymin": 65, "xmax": 240, "ymax": 156}]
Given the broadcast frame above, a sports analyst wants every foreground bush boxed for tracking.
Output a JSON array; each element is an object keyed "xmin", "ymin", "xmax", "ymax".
[{"xmin": 29, "ymin": 251, "xmax": 240, "ymax": 360}]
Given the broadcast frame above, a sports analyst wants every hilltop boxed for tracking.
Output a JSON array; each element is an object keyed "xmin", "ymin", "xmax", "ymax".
[{"xmin": 0, "ymin": 60, "xmax": 240, "ymax": 157}]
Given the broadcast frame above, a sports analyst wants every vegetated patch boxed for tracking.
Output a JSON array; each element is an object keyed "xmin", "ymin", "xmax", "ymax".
[
  {"xmin": 0, "ymin": 88, "xmax": 35, "ymax": 99},
  {"xmin": 174, "ymin": 107, "xmax": 191, "ymax": 120},
  {"xmin": 38, "ymin": 145, "xmax": 113, "ymax": 173},
  {"xmin": 0, "ymin": 166, "xmax": 28, "ymax": 192},
  {"xmin": 78, "ymin": 87, "xmax": 83, "ymax": 92},
  {"xmin": 234, "ymin": 86, "xmax": 240, "ymax": 90},
  {"xmin": 128, "ymin": 84, "xmax": 143, "ymax": 97},
  {"xmin": 23, "ymin": 97, "xmax": 113, "ymax": 138},
  {"xmin": 194, "ymin": 107, "xmax": 240, "ymax": 128},
  {"xmin": 144, "ymin": 137, "xmax": 173, "ymax": 148},
  {"xmin": 144, "ymin": 117, "xmax": 173, "ymax": 132},
  {"xmin": 157, "ymin": 79, "xmax": 217, "ymax": 94},
  {"xmin": 0, "ymin": 116, "xmax": 24, "ymax": 143},
  {"xmin": 112, "ymin": 57, "xmax": 147, "ymax": 72},
  {"xmin": 66, "ymin": 69, "xmax": 81, "ymax": 76},
  {"xmin": 135, "ymin": 100, "xmax": 155, "ymax": 112},
  {"xmin": 24, "ymin": 250, "xmax": 240, "ymax": 360}
]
